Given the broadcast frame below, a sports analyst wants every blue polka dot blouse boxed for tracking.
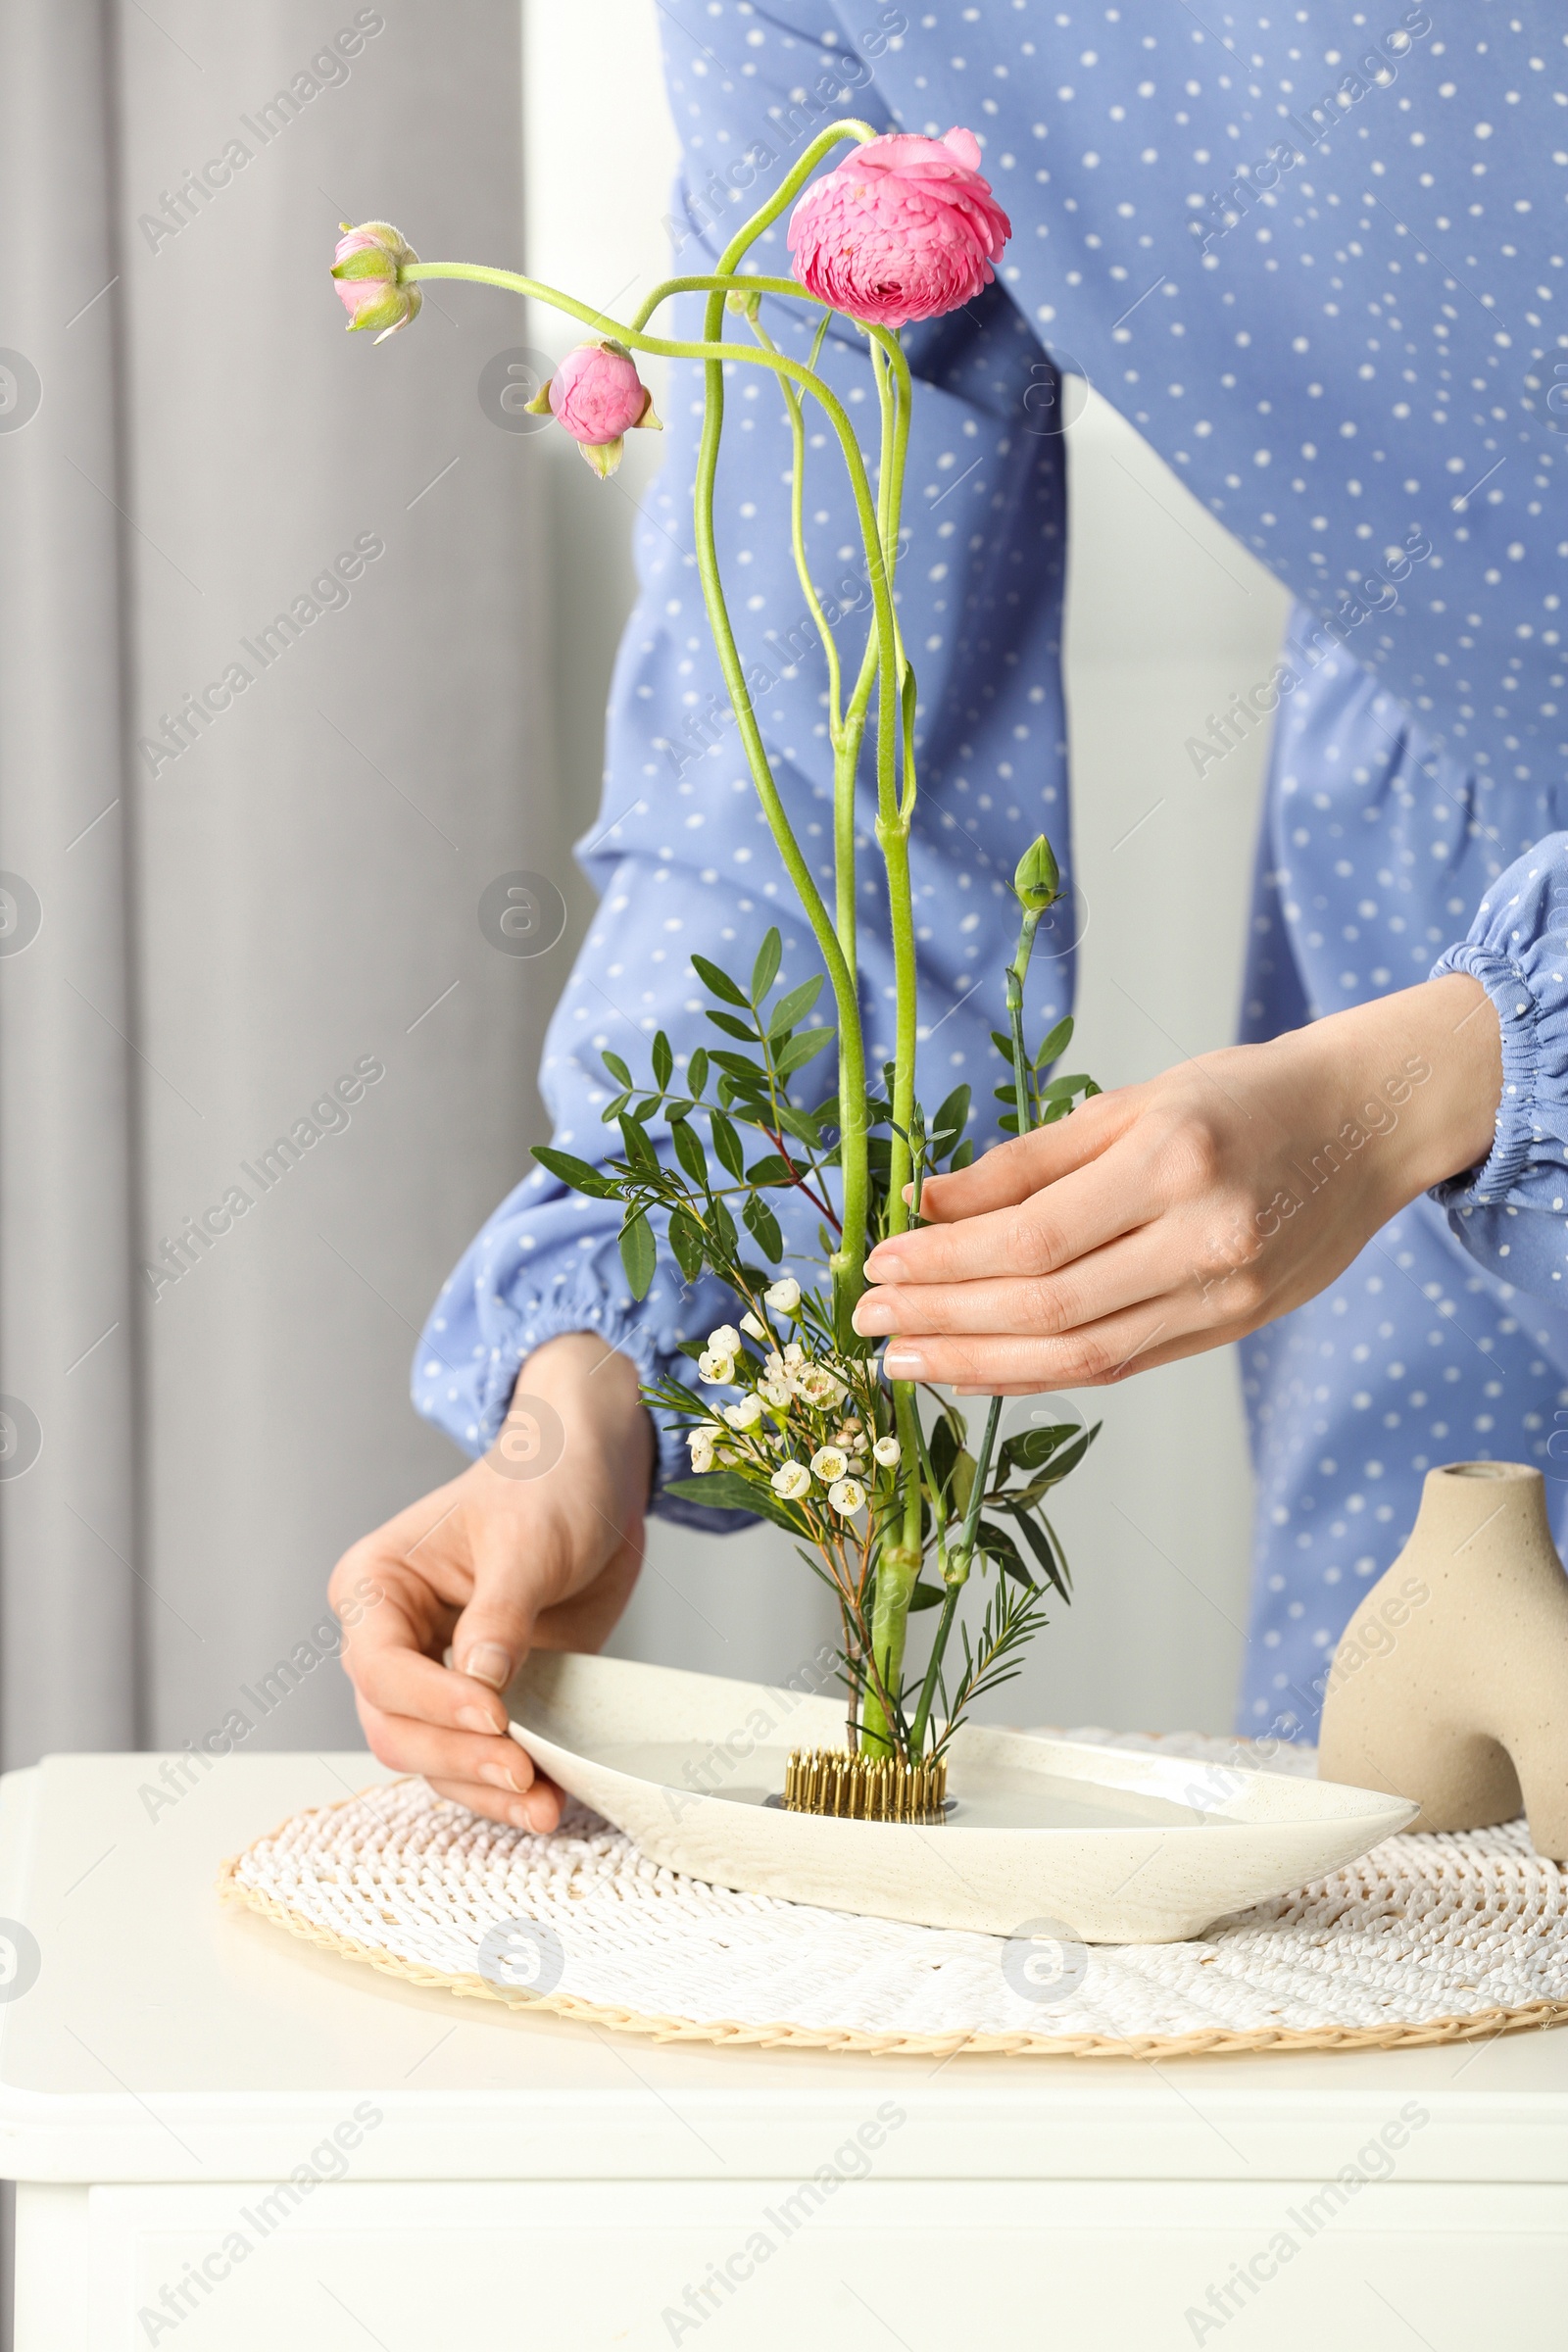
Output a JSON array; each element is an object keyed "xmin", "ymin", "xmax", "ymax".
[{"xmin": 415, "ymin": 3, "xmax": 1568, "ymax": 1737}]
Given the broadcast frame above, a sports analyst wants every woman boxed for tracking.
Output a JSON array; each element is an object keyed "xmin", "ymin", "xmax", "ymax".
[{"xmin": 331, "ymin": 2, "xmax": 1563, "ymax": 1830}]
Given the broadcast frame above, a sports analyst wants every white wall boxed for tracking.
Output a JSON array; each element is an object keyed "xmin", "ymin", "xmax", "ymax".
[{"xmin": 521, "ymin": 4, "xmax": 1292, "ymax": 1732}]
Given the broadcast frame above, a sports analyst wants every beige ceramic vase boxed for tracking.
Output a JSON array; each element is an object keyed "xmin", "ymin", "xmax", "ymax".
[{"xmin": 1317, "ymin": 1460, "xmax": 1568, "ymax": 1858}]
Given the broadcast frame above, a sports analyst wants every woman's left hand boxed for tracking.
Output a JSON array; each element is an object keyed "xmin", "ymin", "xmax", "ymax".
[{"xmin": 853, "ymin": 974, "xmax": 1502, "ymax": 1393}]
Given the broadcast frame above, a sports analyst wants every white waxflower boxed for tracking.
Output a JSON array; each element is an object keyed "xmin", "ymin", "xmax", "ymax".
[
  {"xmin": 873, "ymin": 1435, "xmax": 902, "ymax": 1467},
  {"xmin": 764, "ymin": 1277, "xmax": 802, "ymax": 1314},
  {"xmin": 783, "ymin": 1342, "xmax": 806, "ymax": 1368},
  {"xmin": 740, "ymin": 1310, "xmax": 768, "ymax": 1342},
  {"xmin": 724, "ymin": 1395, "xmax": 764, "ymax": 1430},
  {"xmin": 770, "ymin": 1460, "xmax": 811, "ymax": 1500},
  {"xmin": 687, "ymin": 1427, "xmax": 716, "ymax": 1473},
  {"xmin": 796, "ymin": 1365, "xmax": 846, "ymax": 1409},
  {"xmin": 810, "ymin": 1445, "xmax": 849, "ymax": 1485},
  {"xmin": 698, "ymin": 1348, "xmax": 737, "ymax": 1386},
  {"xmin": 828, "ymin": 1477, "xmax": 866, "ymax": 1515},
  {"xmin": 707, "ymin": 1324, "xmax": 742, "ymax": 1357},
  {"xmin": 760, "ymin": 1379, "xmax": 793, "ymax": 1410}
]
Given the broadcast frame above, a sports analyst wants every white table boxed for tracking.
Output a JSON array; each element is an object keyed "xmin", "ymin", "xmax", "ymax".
[{"xmin": 0, "ymin": 1752, "xmax": 1563, "ymax": 2350}]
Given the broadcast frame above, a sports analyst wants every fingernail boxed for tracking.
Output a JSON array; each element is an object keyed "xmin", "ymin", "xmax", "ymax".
[
  {"xmin": 523, "ymin": 1790, "xmax": 555, "ymax": 1833},
  {"xmin": 852, "ymin": 1298, "xmax": 894, "ymax": 1336},
  {"xmin": 865, "ymin": 1248, "xmax": 906, "ymax": 1281},
  {"xmin": 508, "ymin": 1798, "xmax": 537, "ymax": 1830},
  {"xmin": 882, "ymin": 1345, "xmax": 926, "ymax": 1378},
  {"xmin": 480, "ymin": 1759, "xmax": 522, "ymax": 1793},
  {"xmin": 457, "ymin": 1704, "xmax": 499, "ymax": 1735},
  {"xmin": 463, "ymin": 1642, "xmax": 513, "ymax": 1690}
]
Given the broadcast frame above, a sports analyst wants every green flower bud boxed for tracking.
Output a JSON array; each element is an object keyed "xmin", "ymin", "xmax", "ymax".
[{"xmin": 1012, "ymin": 834, "xmax": 1060, "ymax": 912}]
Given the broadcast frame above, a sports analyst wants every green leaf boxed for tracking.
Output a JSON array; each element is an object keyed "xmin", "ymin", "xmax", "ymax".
[
  {"xmin": 692, "ymin": 953, "xmax": 750, "ymax": 1008},
  {"xmin": 768, "ymin": 974, "xmax": 822, "ymax": 1036},
  {"xmin": 668, "ymin": 1205, "xmax": 706, "ymax": 1284},
  {"xmin": 666, "ymin": 1469, "xmax": 805, "ymax": 1533},
  {"xmin": 617, "ymin": 1113, "xmax": 659, "ymax": 1174},
  {"xmin": 744, "ymin": 1153, "xmax": 793, "ymax": 1185},
  {"xmin": 618, "ymin": 1211, "xmax": 656, "ymax": 1299},
  {"xmin": 1040, "ymin": 1073, "xmax": 1092, "ymax": 1102},
  {"xmin": 687, "ymin": 1047, "xmax": 710, "ymax": 1098},
  {"xmin": 951, "ymin": 1139, "xmax": 975, "ymax": 1170},
  {"xmin": 1041, "ymin": 1100, "xmax": 1070, "ymax": 1125},
  {"xmin": 1007, "ymin": 1505, "xmax": 1071, "ymax": 1602},
  {"xmin": 710, "ymin": 1109, "xmax": 745, "ymax": 1181},
  {"xmin": 670, "ymin": 1117, "xmax": 709, "ymax": 1189},
  {"xmin": 775, "ymin": 1027, "xmax": 834, "ymax": 1077},
  {"xmin": 531, "ymin": 1145, "xmax": 618, "ymax": 1200},
  {"xmin": 907, "ymin": 1581, "xmax": 947, "ymax": 1612},
  {"xmin": 675, "ymin": 1337, "xmax": 708, "ymax": 1362},
  {"xmin": 991, "ymin": 1030, "xmax": 1015, "ymax": 1060},
  {"xmin": 652, "ymin": 1030, "xmax": 672, "ymax": 1091},
  {"xmin": 709, "ymin": 1194, "xmax": 740, "ymax": 1256},
  {"xmin": 1032, "ymin": 1015, "xmax": 1073, "ymax": 1071},
  {"xmin": 602, "ymin": 1050, "xmax": 634, "ymax": 1088},
  {"xmin": 998, "ymin": 1423, "xmax": 1079, "ymax": 1476},
  {"xmin": 743, "ymin": 1194, "xmax": 783, "ymax": 1262},
  {"xmin": 932, "ymin": 1084, "xmax": 970, "ymax": 1143},
  {"xmin": 775, "ymin": 1102, "xmax": 824, "ymax": 1149},
  {"xmin": 599, "ymin": 1090, "xmax": 630, "ymax": 1125},
  {"xmin": 751, "ymin": 928, "xmax": 782, "ymax": 1003},
  {"xmin": 706, "ymin": 1009, "xmax": 759, "ymax": 1044},
  {"xmin": 978, "ymin": 1518, "xmax": 1032, "ymax": 1586}
]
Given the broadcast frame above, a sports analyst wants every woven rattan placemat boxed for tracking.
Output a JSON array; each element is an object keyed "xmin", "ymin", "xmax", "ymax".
[{"xmin": 219, "ymin": 1732, "xmax": 1568, "ymax": 2058}]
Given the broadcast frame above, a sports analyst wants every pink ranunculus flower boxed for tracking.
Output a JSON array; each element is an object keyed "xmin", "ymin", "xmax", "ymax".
[
  {"xmin": 525, "ymin": 340, "xmax": 663, "ymax": 479},
  {"xmin": 330, "ymin": 220, "xmax": 421, "ymax": 342},
  {"xmin": 787, "ymin": 127, "xmax": 1011, "ymax": 329}
]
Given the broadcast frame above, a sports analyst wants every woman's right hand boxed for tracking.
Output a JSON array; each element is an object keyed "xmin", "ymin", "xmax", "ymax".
[{"xmin": 327, "ymin": 1331, "xmax": 653, "ymax": 1830}]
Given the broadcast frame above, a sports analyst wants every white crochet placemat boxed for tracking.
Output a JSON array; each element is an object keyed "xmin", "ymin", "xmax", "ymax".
[{"xmin": 219, "ymin": 1731, "xmax": 1568, "ymax": 2058}]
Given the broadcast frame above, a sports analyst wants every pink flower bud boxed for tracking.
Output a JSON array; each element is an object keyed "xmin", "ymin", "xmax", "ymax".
[
  {"xmin": 787, "ymin": 127, "xmax": 1011, "ymax": 329},
  {"xmin": 330, "ymin": 220, "xmax": 421, "ymax": 343},
  {"xmin": 524, "ymin": 340, "xmax": 662, "ymax": 479}
]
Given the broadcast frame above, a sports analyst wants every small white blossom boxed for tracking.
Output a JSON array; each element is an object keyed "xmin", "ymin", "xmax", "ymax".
[
  {"xmin": 810, "ymin": 1445, "xmax": 849, "ymax": 1484},
  {"xmin": 760, "ymin": 1379, "xmax": 793, "ymax": 1409},
  {"xmin": 687, "ymin": 1427, "xmax": 716, "ymax": 1473},
  {"xmin": 783, "ymin": 1342, "xmax": 806, "ymax": 1368},
  {"xmin": 724, "ymin": 1395, "xmax": 764, "ymax": 1430},
  {"xmin": 707, "ymin": 1323, "xmax": 742, "ymax": 1357},
  {"xmin": 796, "ymin": 1365, "xmax": 846, "ymax": 1408},
  {"xmin": 873, "ymin": 1435, "xmax": 902, "ymax": 1467},
  {"xmin": 764, "ymin": 1277, "xmax": 802, "ymax": 1314},
  {"xmin": 828, "ymin": 1477, "xmax": 866, "ymax": 1515},
  {"xmin": 698, "ymin": 1348, "xmax": 737, "ymax": 1386},
  {"xmin": 770, "ymin": 1460, "xmax": 811, "ymax": 1499},
  {"xmin": 740, "ymin": 1310, "xmax": 768, "ymax": 1341}
]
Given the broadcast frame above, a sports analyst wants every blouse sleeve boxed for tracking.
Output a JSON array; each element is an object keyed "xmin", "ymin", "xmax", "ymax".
[{"xmin": 1429, "ymin": 832, "xmax": 1568, "ymax": 1299}]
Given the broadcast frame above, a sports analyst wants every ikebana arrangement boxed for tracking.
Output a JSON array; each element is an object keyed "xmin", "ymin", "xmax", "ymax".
[{"xmin": 331, "ymin": 122, "xmax": 1101, "ymax": 1816}]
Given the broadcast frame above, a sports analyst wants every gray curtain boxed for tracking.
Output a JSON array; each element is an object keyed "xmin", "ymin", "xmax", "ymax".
[{"xmin": 0, "ymin": 0, "xmax": 562, "ymax": 1767}]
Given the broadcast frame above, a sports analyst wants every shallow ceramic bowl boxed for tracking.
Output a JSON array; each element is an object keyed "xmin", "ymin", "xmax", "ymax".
[{"xmin": 509, "ymin": 1651, "xmax": 1416, "ymax": 1944}]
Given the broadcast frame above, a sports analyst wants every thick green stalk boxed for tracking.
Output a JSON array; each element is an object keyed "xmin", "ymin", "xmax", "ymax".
[{"xmin": 1005, "ymin": 906, "xmax": 1045, "ymax": 1131}]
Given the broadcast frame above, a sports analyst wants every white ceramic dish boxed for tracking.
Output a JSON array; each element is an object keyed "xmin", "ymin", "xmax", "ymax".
[{"xmin": 509, "ymin": 1652, "xmax": 1417, "ymax": 1944}]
